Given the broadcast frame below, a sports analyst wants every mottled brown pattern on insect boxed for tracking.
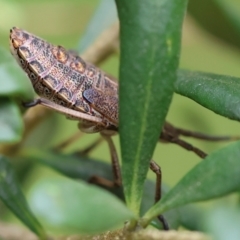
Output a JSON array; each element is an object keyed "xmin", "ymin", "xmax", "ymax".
[
  {"xmin": 52, "ymin": 46, "xmax": 69, "ymax": 64},
  {"xmin": 9, "ymin": 27, "xmax": 118, "ymax": 132}
]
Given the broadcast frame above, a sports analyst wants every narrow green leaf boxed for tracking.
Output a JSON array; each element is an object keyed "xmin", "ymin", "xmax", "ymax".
[
  {"xmin": 23, "ymin": 149, "xmax": 128, "ymax": 206},
  {"xmin": 0, "ymin": 98, "xmax": 23, "ymax": 143},
  {"xmin": 116, "ymin": 0, "xmax": 188, "ymax": 216},
  {"xmin": 175, "ymin": 70, "xmax": 240, "ymax": 121},
  {"xmin": 0, "ymin": 155, "xmax": 47, "ymax": 239},
  {"xmin": 177, "ymin": 205, "xmax": 204, "ymax": 231},
  {"xmin": 214, "ymin": 0, "xmax": 240, "ymax": 35},
  {"xmin": 21, "ymin": 149, "xmax": 115, "ymax": 181},
  {"xmin": 143, "ymin": 141, "xmax": 240, "ymax": 224},
  {"xmin": 21, "ymin": 149, "xmax": 181, "ymax": 229},
  {"xmin": 188, "ymin": 0, "xmax": 240, "ymax": 49},
  {"xmin": 28, "ymin": 175, "xmax": 135, "ymax": 234},
  {"xmin": 0, "ymin": 62, "xmax": 34, "ymax": 100}
]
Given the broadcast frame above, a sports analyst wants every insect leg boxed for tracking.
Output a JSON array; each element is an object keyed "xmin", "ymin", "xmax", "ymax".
[
  {"xmin": 24, "ymin": 98, "xmax": 104, "ymax": 124},
  {"xmin": 177, "ymin": 128, "xmax": 240, "ymax": 141},
  {"xmin": 150, "ymin": 160, "xmax": 169, "ymax": 230},
  {"xmin": 160, "ymin": 127, "xmax": 207, "ymax": 159},
  {"xmin": 169, "ymin": 138, "xmax": 207, "ymax": 158},
  {"xmin": 163, "ymin": 122, "xmax": 240, "ymax": 142},
  {"xmin": 101, "ymin": 133, "xmax": 122, "ymax": 187},
  {"xmin": 54, "ymin": 132, "xmax": 104, "ymax": 153},
  {"xmin": 77, "ymin": 137, "xmax": 103, "ymax": 155},
  {"xmin": 22, "ymin": 99, "xmax": 42, "ymax": 108},
  {"xmin": 53, "ymin": 131, "xmax": 84, "ymax": 151},
  {"xmin": 86, "ymin": 133, "xmax": 121, "ymax": 188},
  {"xmin": 150, "ymin": 160, "xmax": 162, "ymax": 202}
]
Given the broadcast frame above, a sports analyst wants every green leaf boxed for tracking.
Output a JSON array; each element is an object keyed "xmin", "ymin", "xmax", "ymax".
[
  {"xmin": 21, "ymin": 149, "xmax": 124, "ymax": 200},
  {"xmin": 21, "ymin": 149, "xmax": 181, "ymax": 229},
  {"xmin": 22, "ymin": 149, "xmax": 116, "ymax": 181},
  {"xmin": 175, "ymin": 70, "xmax": 240, "ymax": 121},
  {"xmin": 116, "ymin": 0, "xmax": 188, "ymax": 216},
  {"xmin": 177, "ymin": 205, "xmax": 204, "ymax": 231},
  {"xmin": 188, "ymin": 0, "xmax": 240, "ymax": 49},
  {"xmin": 28, "ymin": 175, "xmax": 135, "ymax": 234},
  {"xmin": 0, "ymin": 62, "xmax": 34, "ymax": 100},
  {"xmin": 214, "ymin": 0, "xmax": 240, "ymax": 35},
  {"xmin": 0, "ymin": 155, "xmax": 47, "ymax": 239},
  {"xmin": 142, "ymin": 141, "xmax": 240, "ymax": 225},
  {"xmin": 0, "ymin": 98, "xmax": 23, "ymax": 143}
]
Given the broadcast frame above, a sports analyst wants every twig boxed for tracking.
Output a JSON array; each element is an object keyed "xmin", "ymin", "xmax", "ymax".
[
  {"xmin": 81, "ymin": 21, "xmax": 119, "ymax": 64},
  {"xmin": 58, "ymin": 228, "xmax": 211, "ymax": 240}
]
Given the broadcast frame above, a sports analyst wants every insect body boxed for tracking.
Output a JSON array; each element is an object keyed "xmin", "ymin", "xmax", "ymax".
[{"xmin": 9, "ymin": 27, "xmax": 118, "ymax": 133}]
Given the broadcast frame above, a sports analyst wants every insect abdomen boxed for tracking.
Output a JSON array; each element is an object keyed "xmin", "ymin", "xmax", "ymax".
[{"xmin": 9, "ymin": 27, "xmax": 119, "ymax": 126}]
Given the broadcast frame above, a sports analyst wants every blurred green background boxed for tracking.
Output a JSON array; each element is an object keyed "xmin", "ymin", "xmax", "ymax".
[{"xmin": 1, "ymin": 0, "xmax": 240, "ymax": 229}]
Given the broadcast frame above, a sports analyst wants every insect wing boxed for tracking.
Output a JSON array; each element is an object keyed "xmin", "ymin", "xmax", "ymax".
[{"xmin": 83, "ymin": 87, "xmax": 118, "ymax": 125}]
